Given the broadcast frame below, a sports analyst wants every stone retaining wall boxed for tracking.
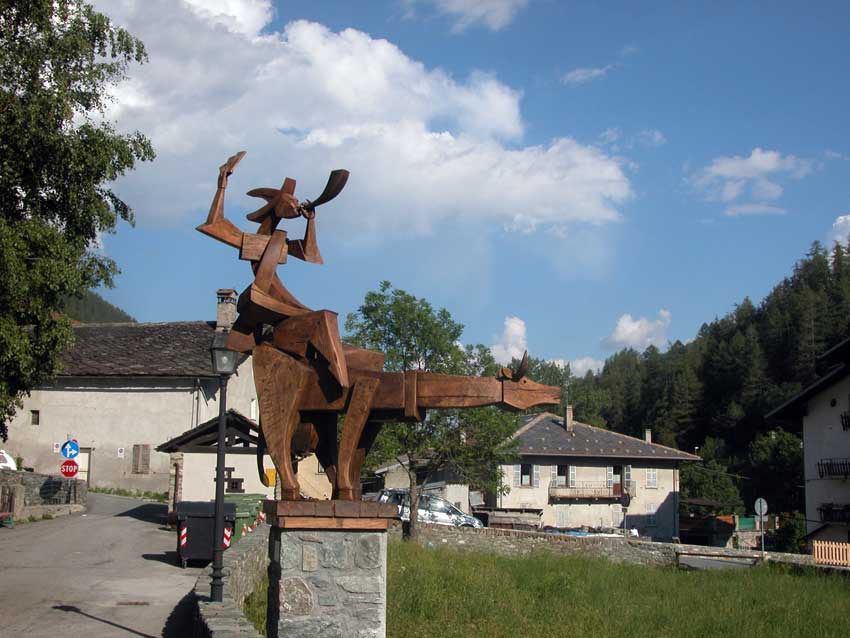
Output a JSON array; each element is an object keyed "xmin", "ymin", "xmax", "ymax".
[
  {"xmin": 0, "ymin": 469, "xmax": 87, "ymax": 520},
  {"xmin": 402, "ymin": 523, "xmax": 815, "ymax": 568},
  {"xmin": 194, "ymin": 524, "xmax": 269, "ymax": 638}
]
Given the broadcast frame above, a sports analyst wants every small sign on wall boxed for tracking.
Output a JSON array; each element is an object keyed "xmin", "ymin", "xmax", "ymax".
[
  {"xmin": 117, "ymin": 447, "xmax": 125, "ymax": 459},
  {"xmin": 53, "ymin": 442, "xmax": 60, "ymax": 454}
]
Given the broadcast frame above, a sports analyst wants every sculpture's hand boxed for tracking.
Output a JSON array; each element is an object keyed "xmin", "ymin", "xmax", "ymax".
[
  {"xmin": 217, "ymin": 151, "xmax": 247, "ymax": 189},
  {"xmin": 300, "ymin": 205, "xmax": 316, "ymax": 220}
]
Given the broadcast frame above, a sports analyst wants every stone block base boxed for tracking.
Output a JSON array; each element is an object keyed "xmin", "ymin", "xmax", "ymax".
[{"xmin": 268, "ymin": 522, "xmax": 388, "ymax": 638}]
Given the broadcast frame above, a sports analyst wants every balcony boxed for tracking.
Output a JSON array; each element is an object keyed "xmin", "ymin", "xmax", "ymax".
[
  {"xmin": 549, "ymin": 480, "xmax": 636, "ymax": 501},
  {"xmin": 818, "ymin": 503, "xmax": 850, "ymax": 524},
  {"xmin": 817, "ymin": 458, "xmax": 850, "ymax": 479}
]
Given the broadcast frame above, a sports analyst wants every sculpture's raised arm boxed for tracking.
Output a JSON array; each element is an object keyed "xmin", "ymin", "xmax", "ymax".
[{"xmin": 196, "ymin": 151, "xmax": 246, "ymax": 248}]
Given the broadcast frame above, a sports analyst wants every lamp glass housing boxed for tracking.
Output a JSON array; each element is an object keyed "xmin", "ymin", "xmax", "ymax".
[{"xmin": 210, "ymin": 333, "xmax": 238, "ymax": 376}]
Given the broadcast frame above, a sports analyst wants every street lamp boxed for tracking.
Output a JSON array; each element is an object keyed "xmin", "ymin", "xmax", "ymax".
[{"xmin": 210, "ymin": 332, "xmax": 238, "ymax": 603}]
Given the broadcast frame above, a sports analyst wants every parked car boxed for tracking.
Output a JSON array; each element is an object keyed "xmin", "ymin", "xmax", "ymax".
[
  {"xmin": 0, "ymin": 450, "xmax": 17, "ymax": 471},
  {"xmin": 377, "ymin": 488, "xmax": 484, "ymax": 528}
]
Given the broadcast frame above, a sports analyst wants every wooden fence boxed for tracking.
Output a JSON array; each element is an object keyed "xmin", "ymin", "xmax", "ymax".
[{"xmin": 813, "ymin": 540, "xmax": 850, "ymax": 567}]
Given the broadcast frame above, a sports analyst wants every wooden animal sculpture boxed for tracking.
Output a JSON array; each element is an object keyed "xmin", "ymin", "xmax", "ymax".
[{"xmin": 198, "ymin": 153, "xmax": 562, "ymax": 501}]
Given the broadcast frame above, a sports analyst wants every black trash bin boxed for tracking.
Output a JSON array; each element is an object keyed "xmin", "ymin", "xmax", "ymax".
[{"xmin": 175, "ymin": 501, "xmax": 236, "ymax": 568}]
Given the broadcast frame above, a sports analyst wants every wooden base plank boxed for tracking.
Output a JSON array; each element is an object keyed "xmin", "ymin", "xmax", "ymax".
[{"xmin": 271, "ymin": 516, "xmax": 392, "ymax": 530}]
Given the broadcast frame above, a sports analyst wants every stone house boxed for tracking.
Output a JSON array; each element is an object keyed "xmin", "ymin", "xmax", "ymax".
[
  {"xmin": 768, "ymin": 336, "xmax": 850, "ymax": 544},
  {"xmin": 497, "ymin": 410, "xmax": 699, "ymax": 540},
  {"xmin": 4, "ymin": 290, "xmax": 258, "ymax": 494}
]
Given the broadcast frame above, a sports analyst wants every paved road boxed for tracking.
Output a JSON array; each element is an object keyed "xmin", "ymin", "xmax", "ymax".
[{"xmin": 0, "ymin": 493, "xmax": 203, "ymax": 637}]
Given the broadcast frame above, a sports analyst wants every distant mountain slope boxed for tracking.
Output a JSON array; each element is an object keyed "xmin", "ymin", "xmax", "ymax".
[{"xmin": 63, "ymin": 290, "xmax": 135, "ymax": 323}]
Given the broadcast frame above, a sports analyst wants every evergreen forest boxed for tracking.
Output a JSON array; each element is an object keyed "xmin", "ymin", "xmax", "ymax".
[{"xmin": 529, "ymin": 240, "xmax": 850, "ymax": 532}]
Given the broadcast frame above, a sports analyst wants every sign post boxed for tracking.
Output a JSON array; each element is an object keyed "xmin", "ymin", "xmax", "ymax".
[
  {"xmin": 754, "ymin": 497, "xmax": 768, "ymax": 556},
  {"xmin": 61, "ymin": 439, "xmax": 80, "ymax": 461},
  {"xmin": 60, "ymin": 460, "xmax": 79, "ymax": 478}
]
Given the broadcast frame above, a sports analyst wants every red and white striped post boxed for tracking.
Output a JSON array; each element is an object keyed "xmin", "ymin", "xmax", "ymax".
[{"xmin": 223, "ymin": 526, "xmax": 232, "ymax": 549}]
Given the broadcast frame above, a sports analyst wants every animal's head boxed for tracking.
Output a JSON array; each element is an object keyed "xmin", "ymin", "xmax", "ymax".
[{"xmin": 498, "ymin": 351, "xmax": 561, "ymax": 411}]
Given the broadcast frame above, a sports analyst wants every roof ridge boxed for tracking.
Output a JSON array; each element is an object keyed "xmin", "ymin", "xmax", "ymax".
[{"xmin": 73, "ymin": 320, "xmax": 212, "ymax": 328}]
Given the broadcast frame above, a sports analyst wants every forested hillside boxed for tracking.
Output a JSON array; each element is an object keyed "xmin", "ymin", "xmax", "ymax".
[
  {"xmin": 526, "ymin": 240, "xmax": 850, "ymax": 523},
  {"xmin": 63, "ymin": 290, "xmax": 135, "ymax": 323}
]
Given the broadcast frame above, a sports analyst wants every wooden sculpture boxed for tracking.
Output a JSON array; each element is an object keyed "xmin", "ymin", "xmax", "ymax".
[{"xmin": 198, "ymin": 152, "xmax": 561, "ymax": 502}]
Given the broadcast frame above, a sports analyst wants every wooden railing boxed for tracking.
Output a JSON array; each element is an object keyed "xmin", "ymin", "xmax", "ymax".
[
  {"xmin": 813, "ymin": 540, "xmax": 850, "ymax": 567},
  {"xmin": 549, "ymin": 480, "xmax": 635, "ymax": 500},
  {"xmin": 817, "ymin": 457, "xmax": 850, "ymax": 479}
]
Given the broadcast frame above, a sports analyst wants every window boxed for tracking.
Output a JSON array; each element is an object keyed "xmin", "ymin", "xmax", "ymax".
[
  {"xmin": 518, "ymin": 464, "xmax": 538, "ymax": 487},
  {"xmin": 30, "ymin": 410, "xmax": 39, "ymax": 426},
  {"xmin": 645, "ymin": 503, "xmax": 657, "ymax": 526},
  {"xmin": 132, "ymin": 444, "xmax": 151, "ymax": 475},
  {"xmin": 569, "ymin": 465, "xmax": 576, "ymax": 488},
  {"xmin": 606, "ymin": 466, "xmax": 614, "ymax": 488},
  {"xmin": 552, "ymin": 464, "xmax": 570, "ymax": 487},
  {"xmin": 624, "ymin": 465, "xmax": 632, "ymax": 483},
  {"xmin": 646, "ymin": 467, "xmax": 658, "ymax": 489}
]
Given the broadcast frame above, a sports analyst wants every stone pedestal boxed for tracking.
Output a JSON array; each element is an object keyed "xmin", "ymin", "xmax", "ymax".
[{"xmin": 264, "ymin": 500, "xmax": 397, "ymax": 638}]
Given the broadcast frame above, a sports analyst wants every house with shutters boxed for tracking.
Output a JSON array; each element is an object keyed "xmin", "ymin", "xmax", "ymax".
[
  {"xmin": 4, "ymin": 290, "xmax": 259, "ymax": 494},
  {"xmin": 768, "ymin": 336, "xmax": 850, "ymax": 544},
  {"xmin": 497, "ymin": 409, "xmax": 700, "ymax": 540}
]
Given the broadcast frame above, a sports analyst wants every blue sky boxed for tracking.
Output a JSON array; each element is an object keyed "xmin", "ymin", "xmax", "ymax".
[{"xmin": 93, "ymin": 0, "xmax": 850, "ymax": 374}]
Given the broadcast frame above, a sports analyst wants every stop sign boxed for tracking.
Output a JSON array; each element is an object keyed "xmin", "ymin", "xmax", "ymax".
[{"xmin": 60, "ymin": 460, "xmax": 79, "ymax": 478}]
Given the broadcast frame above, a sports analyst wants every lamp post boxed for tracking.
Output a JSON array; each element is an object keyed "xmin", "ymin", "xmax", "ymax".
[{"xmin": 210, "ymin": 332, "xmax": 238, "ymax": 602}]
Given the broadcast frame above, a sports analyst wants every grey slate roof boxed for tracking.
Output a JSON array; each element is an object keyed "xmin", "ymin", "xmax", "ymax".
[
  {"xmin": 58, "ymin": 321, "xmax": 218, "ymax": 378},
  {"xmin": 515, "ymin": 412, "xmax": 700, "ymax": 462}
]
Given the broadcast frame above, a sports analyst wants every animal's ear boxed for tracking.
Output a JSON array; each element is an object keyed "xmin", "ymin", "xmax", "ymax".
[
  {"xmin": 513, "ymin": 351, "xmax": 529, "ymax": 380},
  {"xmin": 498, "ymin": 366, "xmax": 513, "ymax": 381}
]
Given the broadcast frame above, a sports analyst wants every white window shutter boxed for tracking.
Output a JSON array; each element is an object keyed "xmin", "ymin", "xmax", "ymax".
[
  {"xmin": 569, "ymin": 465, "xmax": 576, "ymax": 488},
  {"xmin": 607, "ymin": 466, "xmax": 614, "ymax": 488},
  {"xmin": 551, "ymin": 465, "xmax": 557, "ymax": 481},
  {"xmin": 513, "ymin": 464, "xmax": 521, "ymax": 487},
  {"xmin": 532, "ymin": 465, "xmax": 540, "ymax": 488}
]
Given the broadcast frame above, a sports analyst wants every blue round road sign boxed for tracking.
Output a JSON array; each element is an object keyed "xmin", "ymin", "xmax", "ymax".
[{"xmin": 61, "ymin": 440, "xmax": 80, "ymax": 460}]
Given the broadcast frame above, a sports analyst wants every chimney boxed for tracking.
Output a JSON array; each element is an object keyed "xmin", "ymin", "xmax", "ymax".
[
  {"xmin": 216, "ymin": 288, "xmax": 237, "ymax": 332},
  {"xmin": 645, "ymin": 429, "xmax": 652, "ymax": 444},
  {"xmin": 565, "ymin": 405, "xmax": 574, "ymax": 434}
]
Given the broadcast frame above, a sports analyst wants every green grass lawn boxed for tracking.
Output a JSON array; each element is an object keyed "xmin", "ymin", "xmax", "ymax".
[{"xmin": 246, "ymin": 541, "xmax": 850, "ymax": 637}]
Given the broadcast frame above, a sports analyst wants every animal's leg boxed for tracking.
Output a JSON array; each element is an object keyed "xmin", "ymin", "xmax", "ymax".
[
  {"xmin": 346, "ymin": 421, "xmax": 383, "ymax": 501},
  {"xmin": 253, "ymin": 345, "xmax": 310, "ymax": 500},
  {"xmin": 311, "ymin": 413, "xmax": 339, "ymax": 496},
  {"xmin": 336, "ymin": 378, "xmax": 380, "ymax": 500}
]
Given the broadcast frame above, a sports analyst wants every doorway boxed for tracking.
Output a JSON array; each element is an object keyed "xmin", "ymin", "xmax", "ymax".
[{"xmin": 77, "ymin": 448, "xmax": 92, "ymax": 486}]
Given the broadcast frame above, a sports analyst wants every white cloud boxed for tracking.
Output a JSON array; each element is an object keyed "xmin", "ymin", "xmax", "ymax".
[
  {"xmin": 182, "ymin": 0, "xmax": 273, "ymax": 36},
  {"xmin": 491, "ymin": 316, "xmax": 527, "ymax": 365},
  {"xmin": 724, "ymin": 203, "xmax": 785, "ymax": 217},
  {"xmin": 562, "ymin": 64, "xmax": 614, "ymax": 86},
  {"xmin": 637, "ymin": 129, "xmax": 666, "ymax": 148},
  {"xmin": 92, "ymin": 1, "xmax": 631, "ymax": 238},
  {"xmin": 570, "ymin": 356, "xmax": 604, "ymax": 377},
  {"xmin": 406, "ymin": 0, "xmax": 529, "ymax": 32},
  {"xmin": 602, "ymin": 309, "xmax": 671, "ymax": 351},
  {"xmin": 598, "ymin": 128, "xmax": 621, "ymax": 146},
  {"xmin": 693, "ymin": 148, "xmax": 813, "ymax": 202},
  {"xmin": 830, "ymin": 215, "xmax": 850, "ymax": 246},
  {"xmin": 825, "ymin": 149, "xmax": 849, "ymax": 161}
]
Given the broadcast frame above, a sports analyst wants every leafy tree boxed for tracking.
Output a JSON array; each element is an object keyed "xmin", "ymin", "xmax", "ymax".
[
  {"xmin": 0, "ymin": 1, "xmax": 153, "ymax": 440},
  {"xmin": 746, "ymin": 429, "xmax": 803, "ymax": 513},
  {"xmin": 345, "ymin": 282, "xmax": 518, "ymax": 539}
]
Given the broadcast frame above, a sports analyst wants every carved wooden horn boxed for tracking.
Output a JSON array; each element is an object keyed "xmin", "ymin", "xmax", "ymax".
[{"xmin": 301, "ymin": 169, "xmax": 349, "ymax": 212}]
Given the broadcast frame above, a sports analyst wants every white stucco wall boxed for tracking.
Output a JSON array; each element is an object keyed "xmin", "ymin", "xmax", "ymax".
[
  {"xmin": 801, "ymin": 374, "xmax": 850, "ymax": 541},
  {"xmin": 499, "ymin": 459, "xmax": 679, "ymax": 540},
  {"xmin": 6, "ymin": 357, "xmax": 256, "ymax": 493}
]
